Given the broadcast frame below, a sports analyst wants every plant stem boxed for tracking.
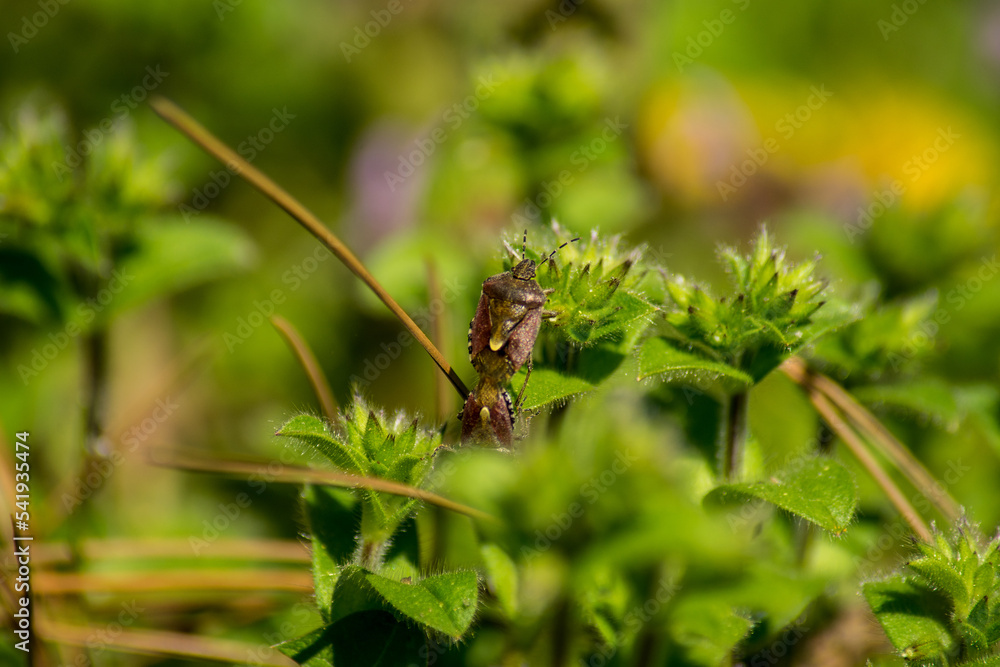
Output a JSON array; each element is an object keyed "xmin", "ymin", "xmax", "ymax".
[
  {"xmin": 83, "ymin": 327, "xmax": 109, "ymax": 456},
  {"xmin": 722, "ymin": 392, "xmax": 748, "ymax": 480},
  {"xmin": 358, "ymin": 537, "xmax": 387, "ymax": 570}
]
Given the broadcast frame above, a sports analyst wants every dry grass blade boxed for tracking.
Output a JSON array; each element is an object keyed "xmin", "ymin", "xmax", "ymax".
[
  {"xmin": 782, "ymin": 357, "xmax": 961, "ymax": 523},
  {"xmin": 35, "ymin": 538, "xmax": 309, "ymax": 566},
  {"xmin": 150, "ymin": 447, "xmax": 495, "ymax": 523},
  {"xmin": 38, "ymin": 618, "xmax": 298, "ymax": 666},
  {"xmin": 35, "ymin": 569, "xmax": 311, "ymax": 595},
  {"xmin": 784, "ymin": 371, "xmax": 933, "ymax": 542},
  {"xmin": 150, "ymin": 96, "xmax": 469, "ymax": 401},
  {"xmin": 271, "ymin": 315, "xmax": 338, "ymax": 423}
]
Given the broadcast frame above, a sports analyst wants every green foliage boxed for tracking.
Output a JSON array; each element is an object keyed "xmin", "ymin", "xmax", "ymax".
[
  {"xmin": 434, "ymin": 391, "xmax": 834, "ymax": 665},
  {"xmin": 652, "ymin": 226, "xmax": 845, "ymax": 384},
  {"xmin": 0, "ymin": 102, "xmax": 252, "ymax": 325},
  {"xmin": 705, "ymin": 456, "xmax": 859, "ymax": 534},
  {"xmin": 277, "ymin": 397, "xmax": 485, "ymax": 663},
  {"xmin": 9, "ymin": 3, "xmax": 1000, "ymax": 666},
  {"xmin": 638, "ymin": 335, "xmax": 754, "ymax": 391},
  {"xmin": 425, "ymin": 53, "xmax": 646, "ymax": 232},
  {"xmin": 277, "ymin": 398, "xmax": 441, "ymax": 544},
  {"xmin": 508, "ymin": 223, "xmax": 659, "ymax": 350},
  {"xmin": 865, "ymin": 524, "xmax": 1000, "ymax": 665},
  {"xmin": 277, "ymin": 567, "xmax": 443, "ymax": 667},
  {"xmin": 493, "ymin": 223, "xmax": 660, "ymax": 414},
  {"xmin": 809, "ymin": 291, "xmax": 938, "ymax": 381}
]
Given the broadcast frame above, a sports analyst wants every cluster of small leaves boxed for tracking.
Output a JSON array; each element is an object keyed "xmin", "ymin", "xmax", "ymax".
[
  {"xmin": 808, "ymin": 291, "xmax": 937, "ymax": 382},
  {"xmin": 0, "ymin": 103, "xmax": 167, "ymax": 273},
  {"xmin": 640, "ymin": 226, "xmax": 851, "ymax": 388},
  {"xmin": 441, "ymin": 394, "xmax": 832, "ymax": 665},
  {"xmin": 865, "ymin": 524, "xmax": 1000, "ymax": 665},
  {"xmin": 276, "ymin": 397, "xmax": 481, "ymax": 665},
  {"xmin": 507, "ymin": 222, "xmax": 658, "ymax": 348},
  {"xmin": 0, "ymin": 102, "xmax": 253, "ymax": 326},
  {"xmin": 669, "ymin": 227, "xmax": 826, "ymax": 361},
  {"xmin": 277, "ymin": 396, "xmax": 441, "ymax": 543},
  {"xmin": 280, "ymin": 563, "xmax": 479, "ymax": 666},
  {"xmin": 501, "ymin": 223, "xmax": 661, "ymax": 413}
]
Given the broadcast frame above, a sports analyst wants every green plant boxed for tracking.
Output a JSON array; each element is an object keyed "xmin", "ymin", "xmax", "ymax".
[
  {"xmin": 865, "ymin": 523, "xmax": 1000, "ymax": 665},
  {"xmin": 136, "ymin": 98, "xmax": 1000, "ymax": 667}
]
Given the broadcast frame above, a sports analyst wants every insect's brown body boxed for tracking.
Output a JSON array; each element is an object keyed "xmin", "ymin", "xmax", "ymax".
[{"xmin": 460, "ymin": 239, "xmax": 576, "ymax": 445}]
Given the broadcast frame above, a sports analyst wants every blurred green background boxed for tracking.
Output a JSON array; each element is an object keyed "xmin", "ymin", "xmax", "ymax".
[{"xmin": 2, "ymin": 0, "xmax": 1000, "ymax": 664}]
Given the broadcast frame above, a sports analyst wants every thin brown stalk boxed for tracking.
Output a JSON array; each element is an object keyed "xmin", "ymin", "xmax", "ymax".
[
  {"xmin": 782, "ymin": 357, "xmax": 960, "ymax": 523},
  {"xmin": 34, "ymin": 538, "xmax": 309, "ymax": 566},
  {"xmin": 37, "ymin": 618, "xmax": 297, "ymax": 666},
  {"xmin": 803, "ymin": 389, "xmax": 932, "ymax": 542},
  {"xmin": 35, "ymin": 569, "xmax": 311, "ymax": 595},
  {"xmin": 150, "ymin": 447, "xmax": 495, "ymax": 523},
  {"xmin": 271, "ymin": 315, "xmax": 338, "ymax": 423},
  {"xmin": 150, "ymin": 96, "xmax": 469, "ymax": 400}
]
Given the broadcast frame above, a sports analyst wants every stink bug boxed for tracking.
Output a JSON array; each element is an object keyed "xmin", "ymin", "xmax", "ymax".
[
  {"xmin": 461, "ymin": 231, "xmax": 579, "ymax": 445},
  {"xmin": 467, "ymin": 232, "xmax": 580, "ymax": 379},
  {"xmin": 460, "ymin": 349, "xmax": 514, "ymax": 444}
]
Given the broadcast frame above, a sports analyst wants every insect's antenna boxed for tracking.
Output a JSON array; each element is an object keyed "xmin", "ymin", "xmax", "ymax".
[
  {"xmin": 521, "ymin": 229, "xmax": 527, "ymax": 260},
  {"xmin": 539, "ymin": 237, "xmax": 581, "ymax": 267}
]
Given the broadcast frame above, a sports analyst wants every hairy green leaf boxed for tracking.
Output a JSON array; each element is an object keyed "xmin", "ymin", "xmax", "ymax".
[
  {"xmin": 481, "ymin": 543, "xmax": 518, "ymax": 619},
  {"xmin": 365, "ymin": 569, "xmax": 479, "ymax": 640},
  {"xmin": 704, "ymin": 457, "xmax": 858, "ymax": 534},
  {"xmin": 863, "ymin": 578, "xmax": 954, "ymax": 661},
  {"xmin": 638, "ymin": 336, "xmax": 753, "ymax": 389}
]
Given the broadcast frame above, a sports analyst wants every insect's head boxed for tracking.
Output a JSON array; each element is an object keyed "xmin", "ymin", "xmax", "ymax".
[
  {"xmin": 511, "ymin": 258, "xmax": 537, "ymax": 281},
  {"xmin": 510, "ymin": 229, "xmax": 581, "ymax": 281}
]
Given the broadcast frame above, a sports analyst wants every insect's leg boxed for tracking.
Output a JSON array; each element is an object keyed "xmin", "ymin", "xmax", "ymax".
[{"xmin": 513, "ymin": 356, "xmax": 532, "ymax": 414}]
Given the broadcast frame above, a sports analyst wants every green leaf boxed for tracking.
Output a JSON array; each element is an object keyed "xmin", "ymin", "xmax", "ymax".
[
  {"xmin": 704, "ymin": 457, "xmax": 858, "ymax": 534},
  {"xmin": 278, "ymin": 627, "xmax": 333, "ymax": 667},
  {"xmin": 109, "ymin": 216, "xmax": 256, "ymax": 315},
  {"xmin": 516, "ymin": 367, "xmax": 596, "ymax": 412},
  {"xmin": 668, "ymin": 597, "xmax": 754, "ymax": 666},
  {"xmin": 638, "ymin": 336, "xmax": 753, "ymax": 388},
  {"xmin": 302, "ymin": 485, "xmax": 358, "ymax": 622},
  {"xmin": 0, "ymin": 249, "xmax": 64, "ymax": 323},
  {"xmin": 516, "ymin": 346, "xmax": 626, "ymax": 412},
  {"xmin": 863, "ymin": 578, "xmax": 954, "ymax": 661},
  {"xmin": 365, "ymin": 569, "xmax": 479, "ymax": 640},
  {"xmin": 907, "ymin": 555, "xmax": 969, "ymax": 613},
  {"xmin": 480, "ymin": 543, "xmax": 518, "ymax": 619},
  {"xmin": 278, "ymin": 613, "xmax": 428, "ymax": 667},
  {"xmin": 291, "ymin": 566, "xmax": 433, "ymax": 663},
  {"xmin": 278, "ymin": 414, "xmax": 368, "ymax": 475}
]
